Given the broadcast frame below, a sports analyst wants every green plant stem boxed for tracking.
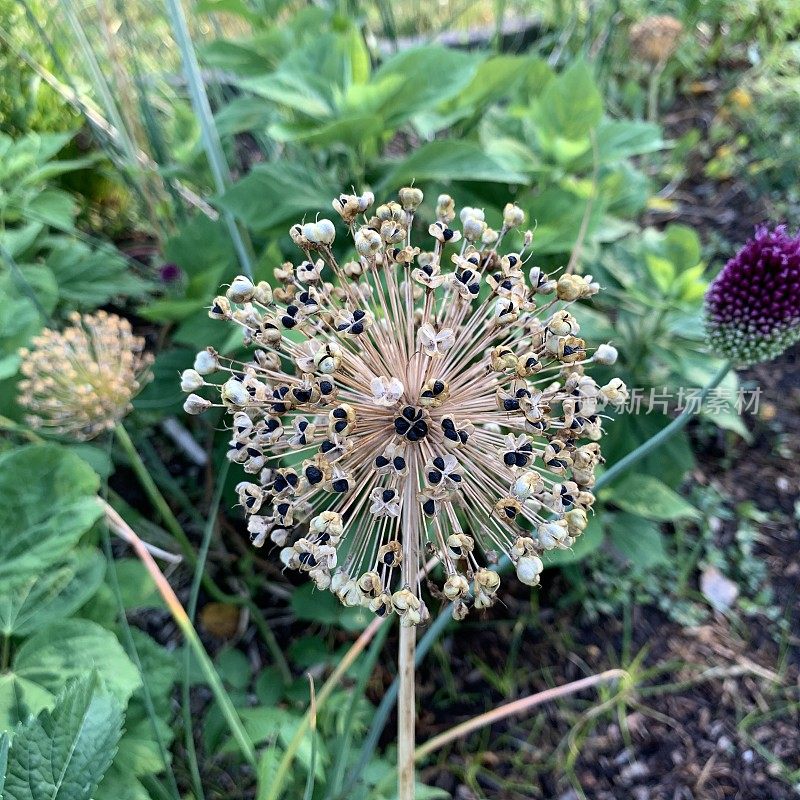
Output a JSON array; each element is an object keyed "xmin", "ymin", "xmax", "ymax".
[
  {"xmin": 1, "ymin": 635, "xmax": 9, "ymax": 671},
  {"xmin": 115, "ymin": 424, "xmax": 292, "ymax": 684},
  {"xmin": 594, "ymin": 360, "xmax": 733, "ymax": 491},
  {"xmin": 116, "ymin": 424, "xmax": 195, "ymax": 554},
  {"xmin": 183, "ymin": 460, "xmax": 230, "ymax": 800},
  {"xmin": 104, "ymin": 501, "xmax": 257, "ymax": 767},
  {"xmin": 346, "ymin": 359, "xmax": 735, "ymax": 793}
]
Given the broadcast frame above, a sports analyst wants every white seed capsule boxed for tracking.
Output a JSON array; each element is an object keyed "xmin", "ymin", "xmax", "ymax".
[
  {"xmin": 516, "ymin": 555, "xmax": 544, "ymax": 586},
  {"xmin": 221, "ymin": 378, "xmax": 249, "ymax": 406},
  {"xmin": 443, "ymin": 574, "xmax": 469, "ymax": 600},
  {"xmin": 502, "ymin": 202, "xmax": 525, "ymax": 228},
  {"xmin": 355, "ymin": 227, "xmax": 382, "ymax": 257},
  {"xmin": 193, "ymin": 348, "xmax": 218, "ymax": 375},
  {"xmin": 594, "ymin": 343, "xmax": 618, "ymax": 365},
  {"xmin": 226, "ymin": 275, "xmax": 255, "ymax": 303},
  {"xmin": 180, "ymin": 369, "xmax": 203, "ymax": 392},
  {"xmin": 183, "ymin": 394, "xmax": 212, "ymax": 415}
]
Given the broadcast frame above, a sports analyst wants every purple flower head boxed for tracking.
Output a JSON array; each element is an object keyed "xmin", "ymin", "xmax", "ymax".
[
  {"xmin": 159, "ymin": 262, "xmax": 183, "ymax": 284},
  {"xmin": 705, "ymin": 226, "xmax": 800, "ymax": 366}
]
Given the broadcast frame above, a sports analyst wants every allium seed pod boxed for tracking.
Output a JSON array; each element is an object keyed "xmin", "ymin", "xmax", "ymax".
[
  {"xmin": 18, "ymin": 311, "xmax": 152, "ymax": 440},
  {"xmin": 182, "ymin": 187, "xmax": 622, "ymax": 624},
  {"xmin": 629, "ymin": 15, "xmax": 683, "ymax": 63},
  {"xmin": 705, "ymin": 226, "xmax": 800, "ymax": 366}
]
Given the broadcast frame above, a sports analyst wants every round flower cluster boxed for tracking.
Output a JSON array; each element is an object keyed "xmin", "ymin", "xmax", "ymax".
[
  {"xmin": 18, "ymin": 311, "xmax": 153, "ymax": 440},
  {"xmin": 705, "ymin": 226, "xmax": 800, "ymax": 366},
  {"xmin": 629, "ymin": 15, "xmax": 683, "ymax": 64},
  {"xmin": 182, "ymin": 188, "xmax": 626, "ymax": 625}
]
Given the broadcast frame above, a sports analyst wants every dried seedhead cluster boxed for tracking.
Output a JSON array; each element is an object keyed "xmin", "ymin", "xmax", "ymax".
[
  {"xmin": 19, "ymin": 311, "xmax": 152, "ymax": 440},
  {"xmin": 182, "ymin": 188, "xmax": 627, "ymax": 625}
]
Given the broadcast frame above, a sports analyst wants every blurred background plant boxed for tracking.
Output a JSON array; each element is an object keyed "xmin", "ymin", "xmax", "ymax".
[{"xmin": 1, "ymin": 1, "xmax": 798, "ymax": 799}]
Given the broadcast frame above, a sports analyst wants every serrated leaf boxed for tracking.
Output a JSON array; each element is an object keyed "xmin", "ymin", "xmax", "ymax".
[
  {"xmin": 3, "ymin": 675, "xmax": 123, "ymax": 800},
  {"xmin": 0, "ymin": 550, "xmax": 105, "ymax": 637},
  {"xmin": 0, "ymin": 675, "xmax": 54, "ymax": 733},
  {"xmin": 602, "ymin": 474, "xmax": 700, "ymax": 522},
  {"xmin": 13, "ymin": 620, "xmax": 141, "ymax": 706},
  {"xmin": 0, "ymin": 446, "xmax": 102, "ymax": 582}
]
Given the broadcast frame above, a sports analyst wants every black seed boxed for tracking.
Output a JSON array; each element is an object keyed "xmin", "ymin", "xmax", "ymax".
[
  {"xmin": 294, "ymin": 389, "xmax": 311, "ymax": 403},
  {"xmin": 334, "ymin": 420, "xmax": 347, "ymax": 433},
  {"xmin": 428, "ymin": 471, "xmax": 441, "ymax": 485},
  {"xmin": 432, "ymin": 380, "xmax": 444, "ymax": 394},
  {"xmin": 458, "ymin": 430, "xmax": 469, "ymax": 444},
  {"xmin": 298, "ymin": 552, "xmax": 317, "ymax": 567},
  {"xmin": 246, "ymin": 447, "xmax": 261, "ymax": 458},
  {"xmin": 443, "ymin": 228, "xmax": 454, "ymax": 241},
  {"xmin": 306, "ymin": 466, "xmax": 323, "ymax": 484},
  {"xmin": 503, "ymin": 399, "xmax": 519, "ymax": 411},
  {"xmin": 319, "ymin": 380, "xmax": 333, "ymax": 394},
  {"xmin": 514, "ymin": 453, "xmax": 528, "ymax": 467},
  {"xmin": 383, "ymin": 551, "xmax": 395, "ymax": 565},
  {"xmin": 393, "ymin": 457, "xmax": 406, "ymax": 470},
  {"xmin": 350, "ymin": 322, "xmax": 364, "ymax": 335},
  {"xmin": 245, "ymin": 496, "xmax": 256, "ymax": 508},
  {"xmin": 433, "ymin": 456, "xmax": 445, "ymax": 470},
  {"xmin": 353, "ymin": 309, "xmax": 365, "ymax": 320},
  {"xmin": 376, "ymin": 603, "xmax": 387, "ymax": 616},
  {"xmin": 504, "ymin": 452, "xmax": 516, "ymax": 467},
  {"xmin": 394, "ymin": 418, "xmax": 411, "ymax": 435},
  {"xmin": 422, "ymin": 499, "xmax": 436, "ymax": 516},
  {"xmin": 332, "ymin": 479, "xmax": 348, "ymax": 493},
  {"xmin": 445, "ymin": 429, "xmax": 458, "ymax": 441},
  {"xmin": 333, "ymin": 408, "xmax": 347, "ymax": 418},
  {"xmin": 469, "ymin": 284, "xmax": 479, "ymax": 295},
  {"xmin": 375, "ymin": 455, "xmax": 390, "ymax": 468},
  {"xmin": 382, "ymin": 489, "xmax": 395, "ymax": 502},
  {"xmin": 441, "ymin": 418, "xmax": 455, "ymax": 430}
]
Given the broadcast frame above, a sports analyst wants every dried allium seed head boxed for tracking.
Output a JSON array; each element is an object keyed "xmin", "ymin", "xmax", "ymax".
[
  {"xmin": 705, "ymin": 226, "xmax": 800, "ymax": 366},
  {"xmin": 183, "ymin": 188, "xmax": 624, "ymax": 625},
  {"xmin": 629, "ymin": 15, "xmax": 683, "ymax": 63},
  {"xmin": 18, "ymin": 311, "xmax": 152, "ymax": 440}
]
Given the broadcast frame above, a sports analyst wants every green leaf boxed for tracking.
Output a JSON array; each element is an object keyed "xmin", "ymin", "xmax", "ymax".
[
  {"xmin": 290, "ymin": 584, "xmax": 371, "ymax": 631},
  {"xmin": 3, "ymin": 675, "xmax": 123, "ymax": 800},
  {"xmin": 608, "ymin": 512, "xmax": 669, "ymax": 568},
  {"xmin": 46, "ymin": 240, "xmax": 151, "ymax": 309},
  {"xmin": 602, "ymin": 474, "xmax": 700, "ymax": 522},
  {"xmin": 378, "ymin": 140, "xmax": 529, "ymax": 190},
  {"xmin": 12, "ymin": 620, "xmax": 141, "ymax": 706},
  {"xmin": 537, "ymin": 59, "xmax": 602, "ymax": 141},
  {"xmin": 0, "ymin": 549, "xmax": 105, "ymax": 637},
  {"xmin": 217, "ymin": 162, "xmax": 338, "ymax": 232},
  {"xmin": 0, "ymin": 731, "xmax": 8, "ymax": 796},
  {"xmin": 25, "ymin": 189, "xmax": 76, "ymax": 232},
  {"xmin": 0, "ymin": 675, "xmax": 54, "ymax": 733},
  {"xmin": 0, "ymin": 445, "xmax": 102, "ymax": 582}
]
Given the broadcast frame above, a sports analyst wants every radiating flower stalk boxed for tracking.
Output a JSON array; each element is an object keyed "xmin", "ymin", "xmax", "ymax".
[
  {"xmin": 182, "ymin": 186, "xmax": 626, "ymax": 798},
  {"xmin": 629, "ymin": 14, "xmax": 683, "ymax": 122},
  {"xmin": 18, "ymin": 310, "xmax": 152, "ymax": 439}
]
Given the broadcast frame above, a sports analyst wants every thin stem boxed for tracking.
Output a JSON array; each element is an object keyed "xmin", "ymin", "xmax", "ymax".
[
  {"xmin": 397, "ymin": 625, "xmax": 416, "ymax": 800},
  {"xmin": 263, "ymin": 616, "xmax": 387, "ymax": 800},
  {"xmin": 183, "ymin": 460, "xmax": 230, "ymax": 800},
  {"xmin": 113, "ymin": 425, "xmax": 292, "ymax": 683},
  {"xmin": 103, "ymin": 500, "xmax": 257, "ymax": 767},
  {"xmin": 115, "ymin": 424, "xmax": 194, "ymax": 555},
  {"xmin": 1, "ymin": 635, "xmax": 9, "ymax": 671},
  {"xmin": 595, "ymin": 360, "xmax": 732, "ymax": 491},
  {"xmin": 414, "ymin": 669, "xmax": 626, "ymax": 761}
]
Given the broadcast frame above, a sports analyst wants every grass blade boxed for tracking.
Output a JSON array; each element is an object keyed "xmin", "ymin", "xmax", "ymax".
[{"xmin": 164, "ymin": 0, "xmax": 255, "ymax": 278}]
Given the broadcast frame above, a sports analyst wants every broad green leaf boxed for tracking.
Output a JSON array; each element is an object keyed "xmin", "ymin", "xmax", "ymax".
[
  {"xmin": 364, "ymin": 45, "xmax": 478, "ymax": 128},
  {"xmin": 569, "ymin": 119, "xmax": 664, "ymax": 169},
  {"xmin": 291, "ymin": 583, "xmax": 371, "ymax": 631},
  {"xmin": 0, "ymin": 549, "xmax": 105, "ymax": 637},
  {"xmin": 542, "ymin": 516, "xmax": 604, "ymax": 567},
  {"xmin": 25, "ymin": 189, "xmax": 76, "ymax": 232},
  {"xmin": 13, "ymin": 620, "xmax": 141, "ymax": 705},
  {"xmin": 45, "ymin": 240, "xmax": 151, "ymax": 308},
  {"xmin": 162, "ymin": 214, "xmax": 235, "ymax": 282},
  {"xmin": 217, "ymin": 162, "xmax": 338, "ymax": 231},
  {"xmin": 379, "ymin": 140, "xmax": 529, "ymax": 189},
  {"xmin": 608, "ymin": 513, "xmax": 669, "ymax": 568},
  {"xmin": 3, "ymin": 675, "xmax": 122, "ymax": 800},
  {"xmin": 0, "ymin": 675, "xmax": 53, "ymax": 733},
  {"xmin": 537, "ymin": 59, "xmax": 602, "ymax": 141},
  {"xmin": 0, "ymin": 445, "xmax": 102, "ymax": 582},
  {"xmin": 602, "ymin": 474, "xmax": 700, "ymax": 522},
  {"xmin": 111, "ymin": 560, "xmax": 165, "ymax": 611}
]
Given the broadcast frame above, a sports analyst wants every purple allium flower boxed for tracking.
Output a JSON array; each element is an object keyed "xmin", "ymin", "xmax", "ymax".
[
  {"xmin": 705, "ymin": 226, "xmax": 800, "ymax": 366},
  {"xmin": 159, "ymin": 262, "xmax": 182, "ymax": 283}
]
